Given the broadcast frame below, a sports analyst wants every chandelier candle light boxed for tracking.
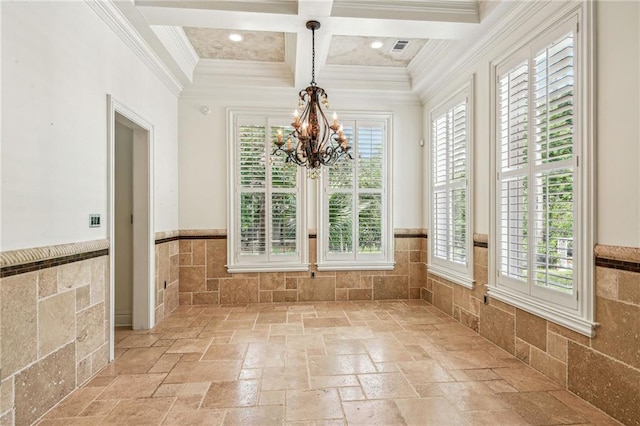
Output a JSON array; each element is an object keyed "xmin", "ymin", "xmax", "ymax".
[{"xmin": 272, "ymin": 20, "xmax": 352, "ymax": 179}]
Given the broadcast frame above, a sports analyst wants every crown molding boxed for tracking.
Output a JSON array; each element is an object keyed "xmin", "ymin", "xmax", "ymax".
[
  {"xmin": 408, "ymin": 38, "xmax": 453, "ymax": 93},
  {"xmin": 191, "ymin": 59, "xmax": 294, "ymax": 88},
  {"xmin": 416, "ymin": 0, "xmax": 553, "ymax": 103},
  {"xmin": 184, "ymin": 59, "xmax": 418, "ymax": 103},
  {"xmin": 151, "ymin": 25, "xmax": 199, "ymax": 82},
  {"xmin": 180, "ymin": 82, "xmax": 420, "ymax": 106},
  {"xmin": 331, "ymin": 0, "xmax": 479, "ymax": 23},
  {"xmin": 85, "ymin": 0, "xmax": 183, "ymax": 96},
  {"xmin": 320, "ymin": 64, "xmax": 412, "ymax": 92}
]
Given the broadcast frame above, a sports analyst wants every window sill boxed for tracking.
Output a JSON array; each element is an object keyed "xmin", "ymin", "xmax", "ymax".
[
  {"xmin": 316, "ymin": 262, "xmax": 395, "ymax": 271},
  {"xmin": 427, "ymin": 264, "xmax": 474, "ymax": 289},
  {"xmin": 487, "ymin": 286, "xmax": 597, "ymax": 337},
  {"xmin": 227, "ymin": 263, "xmax": 309, "ymax": 273}
]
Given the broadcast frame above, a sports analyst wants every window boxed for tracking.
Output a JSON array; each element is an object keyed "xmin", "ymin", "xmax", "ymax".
[
  {"xmin": 227, "ymin": 112, "xmax": 308, "ymax": 272},
  {"xmin": 318, "ymin": 115, "xmax": 393, "ymax": 270},
  {"xmin": 428, "ymin": 82, "xmax": 474, "ymax": 288},
  {"xmin": 490, "ymin": 9, "xmax": 595, "ymax": 336}
]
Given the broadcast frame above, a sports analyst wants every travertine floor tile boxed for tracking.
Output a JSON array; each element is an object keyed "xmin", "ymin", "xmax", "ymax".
[
  {"xmin": 202, "ymin": 380, "xmax": 260, "ymax": 408},
  {"xmin": 202, "ymin": 343, "xmax": 248, "ymax": 361},
  {"xmin": 223, "ymin": 405, "xmax": 284, "ymax": 425},
  {"xmin": 243, "ymin": 342, "xmax": 286, "ymax": 368},
  {"xmin": 164, "ymin": 360, "xmax": 242, "ymax": 383},
  {"xmin": 395, "ymin": 397, "xmax": 466, "ymax": 425},
  {"xmin": 338, "ymin": 386, "xmax": 366, "ymax": 402},
  {"xmin": 259, "ymin": 390, "xmax": 285, "ymax": 406},
  {"xmin": 494, "ymin": 366, "xmax": 562, "ymax": 392},
  {"xmin": 342, "ymin": 399, "xmax": 407, "ymax": 425},
  {"xmin": 100, "ymin": 347, "xmax": 168, "ymax": 375},
  {"xmin": 364, "ymin": 338, "xmax": 414, "ymax": 363},
  {"xmin": 98, "ymin": 373, "xmax": 166, "ymax": 399},
  {"xmin": 165, "ymin": 338, "xmax": 212, "ymax": 354},
  {"xmin": 78, "ymin": 400, "xmax": 118, "ymax": 417},
  {"xmin": 358, "ymin": 372, "xmax": 418, "ymax": 399},
  {"xmin": 102, "ymin": 397, "xmax": 174, "ymax": 425},
  {"xmin": 285, "ymin": 389, "xmax": 343, "ymax": 422},
  {"xmin": 501, "ymin": 391, "xmax": 587, "ymax": 425},
  {"xmin": 115, "ymin": 334, "xmax": 161, "ymax": 348},
  {"xmin": 39, "ymin": 300, "xmax": 622, "ymax": 426},
  {"xmin": 162, "ymin": 409, "xmax": 225, "ymax": 425},
  {"xmin": 308, "ymin": 354, "xmax": 377, "ymax": 376}
]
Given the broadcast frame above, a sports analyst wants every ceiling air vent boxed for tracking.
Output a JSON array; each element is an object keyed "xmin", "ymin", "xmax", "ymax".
[{"xmin": 391, "ymin": 40, "xmax": 410, "ymax": 53}]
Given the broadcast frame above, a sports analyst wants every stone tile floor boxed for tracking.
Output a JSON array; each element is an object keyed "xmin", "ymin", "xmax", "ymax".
[{"xmin": 38, "ymin": 300, "xmax": 621, "ymax": 425}]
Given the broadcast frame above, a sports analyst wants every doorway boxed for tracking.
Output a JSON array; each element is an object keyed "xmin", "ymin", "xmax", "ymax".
[{"xmin": 107, "ymin": 95, "xmax": 155, "ymax": 361}]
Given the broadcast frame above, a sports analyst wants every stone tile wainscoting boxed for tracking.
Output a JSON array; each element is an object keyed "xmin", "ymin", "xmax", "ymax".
[
  {"xmin": 154, "ymin": 231, "xmax": 180, "ymax": 323},
  {"xmin": 177, "ymin": 229, "xmax": 427, "ymax": 305},
  {"xmin": 0, "ymin": 241, "xmax": 110, "ymax": 425},
  {"xmin": 422, "ymin": 234, "xmax": 640, "ymax": 426}
]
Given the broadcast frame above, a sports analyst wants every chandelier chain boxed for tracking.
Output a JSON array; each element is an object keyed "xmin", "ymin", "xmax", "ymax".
[{"xmin": 311, "ymin": 26, "xmax": 316, "ymax": 85}]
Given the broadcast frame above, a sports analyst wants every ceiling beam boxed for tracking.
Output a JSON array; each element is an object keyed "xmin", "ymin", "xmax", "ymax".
[
  {"xmin": 297, "ymin": 0, "xmax": 333, "ymax": 18},
  {"xmin": 293, "ymin": 25, "xmax": 332, "ymax": 87},
  {"xmin": 135, "ymin": 1, "xmax": 298, "ymax": 15},
  {"xmin": 331, "ymin": 1, "xmax": 479, "ymax": 24},
  {"xmin": 136, "ymin": 2, "xmax": 479, "ymax": 39}
]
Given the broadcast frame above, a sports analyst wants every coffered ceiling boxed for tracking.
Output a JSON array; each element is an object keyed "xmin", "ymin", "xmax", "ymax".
[{"xmin": 126, "ymin": 0, "xmax": 503, "ymax": 97}]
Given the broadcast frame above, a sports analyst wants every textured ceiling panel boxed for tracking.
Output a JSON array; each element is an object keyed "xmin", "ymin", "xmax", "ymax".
[
  {"xmin": 185, "ymin": 28, "xmax": 285, "ymax": 62},
  {"xmin": 326, "ymin": 36, "xmax": 427, "ymax": 67}
]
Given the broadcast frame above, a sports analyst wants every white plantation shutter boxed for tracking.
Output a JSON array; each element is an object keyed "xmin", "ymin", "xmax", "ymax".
[
  {"xmin": 532, "ymin": 31, "xmax": 575, "ymax": 294},
  {"xmin": 328, "ymin": 124, "xmax": 355, "ymax": 255},
  {"xmin": 228, "ymin": 114, "xmax": 307, "ymax": 272},
  {"xmin": 239, "ymin": 124, "xmax": 267, "ymax": 255},
  {"xmin": 327, "ymin": 122, "xmax": 384, "ymax": 257},
  {"xmin": 319, "ymin": 116, "xmax": 393, "ymax": 270},
  {"xmin": 269, "ymin": 125, "xmax": 297, "ymax": 256},
  {"xmin": 357, "ymin": 125, "xmax": 383, "ymax": 254},
  {"xmin": 428, "ymin": 88, "xmax": 472, "ymax": 286},
  {"xmin": 495, "ymin": 21, "xmax": 577, "ymax": 307},
  {"xmin": 497, "ymin": 61, "xmax": 529, "ymax": 283}
]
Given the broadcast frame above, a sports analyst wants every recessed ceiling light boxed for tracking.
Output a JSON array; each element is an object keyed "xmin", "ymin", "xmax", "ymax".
[
  {"xmin": 229, "ymin": 33, "xmax": 243, "ymax": 42},
  {"xmin": 370, "ymin": 41, "xmax": 383, "ymax": 49}
]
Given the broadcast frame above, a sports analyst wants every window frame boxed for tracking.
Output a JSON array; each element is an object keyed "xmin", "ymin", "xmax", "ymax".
[
  {"xmin": 227, "ymin": 109, "xmax": 309, "ymax": 273},
  {"xmin": 488, "ymin": 4, "xmax": 596, "ymax": 337},
  {"xmin": 427, "ymin": 79, "xmax": 475, "ymax": 288},
  {"xmin": 317, "ymin": 113, "xmax": 394, "ymax": 271}
]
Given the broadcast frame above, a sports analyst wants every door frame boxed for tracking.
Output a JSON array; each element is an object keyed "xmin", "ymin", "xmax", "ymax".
[{"xmin": 107, "ymin": 95, "xmax": 155, "ymax": 361}]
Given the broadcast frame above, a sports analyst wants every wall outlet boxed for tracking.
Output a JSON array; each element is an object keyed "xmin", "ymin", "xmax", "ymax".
[{"xmin": 89, "ymin": 214, "xmax": 101, "ymax": 228}]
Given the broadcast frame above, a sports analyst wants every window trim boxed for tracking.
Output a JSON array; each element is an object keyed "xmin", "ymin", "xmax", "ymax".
[
  {"xmin": 226, "ymin": 109, "xmax": 309, "ymax": 273},
  {"xmin": 488, "ymin": 3, "xmax": 596, "ymax": 337},
  {"xmin": 427, "ymin": 78, "xmax": 475, "ymax": 289},
  {"xmin": 317, "ymin": 112, "xmax": 394, "ymax": 271}
]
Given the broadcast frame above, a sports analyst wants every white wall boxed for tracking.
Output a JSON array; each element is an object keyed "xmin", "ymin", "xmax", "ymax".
[
  {"xmin": 423, "ymin": 0, "xmax": 640, "ymax": 248},
  {"xmin": 1, "ymin": 1, "xmax": 180, "ymax": 251},
  {"xmin": 178, "ymin": 89, "xmax": 424, "ymax": 231},
  {"xmin": 595, "ymin": 0, "xmax": 640, "ymax": 247}
]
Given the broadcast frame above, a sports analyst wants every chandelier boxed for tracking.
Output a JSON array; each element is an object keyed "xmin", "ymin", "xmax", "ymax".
[{"xmin": 272, "ymin": 20, "xmax": 352, "ymax": 179}]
